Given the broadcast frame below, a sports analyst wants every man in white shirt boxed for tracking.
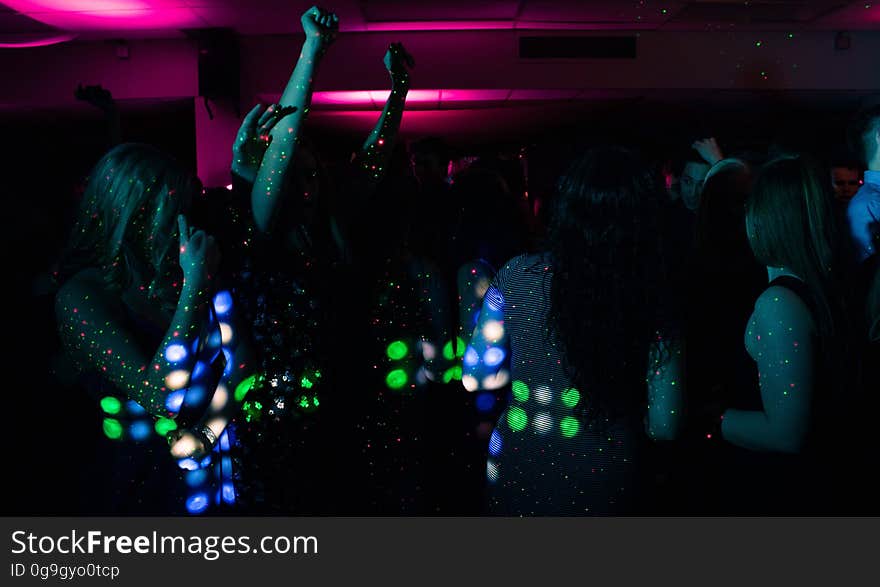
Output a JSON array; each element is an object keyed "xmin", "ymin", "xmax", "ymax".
[{"xmin": 847, "ymin": 105, "xmax": 880, "ymax": 264}]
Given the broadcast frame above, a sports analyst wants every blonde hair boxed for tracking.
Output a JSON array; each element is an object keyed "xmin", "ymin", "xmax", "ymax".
[{"xmin": 62, "ymin": 143, "xmax": 199, "ymax": 308}]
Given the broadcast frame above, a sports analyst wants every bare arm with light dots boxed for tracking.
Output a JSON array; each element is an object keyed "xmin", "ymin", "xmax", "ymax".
[
  {"xmin": 721, "ymin": 286, "xmax": 816, "ymax": 453},
  {"xmin": 251, "ymin": 6, "xmax": 338, "ymax": 234},
  {"xmin": 55, "ymin": 216, "xmax": 220, "ymax": 418},
  {"xmin": 351, "ymin": 43, "xmax": 413, "ymax": 185},
  {"xmin": 645, "ymin": 333, "xmax": 684, "ymax": 441}
]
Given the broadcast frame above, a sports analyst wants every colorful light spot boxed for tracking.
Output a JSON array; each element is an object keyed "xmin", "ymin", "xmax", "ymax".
[
  {"xmin": 235, "ymin": 374, "xmax": 258, "ymax": 402},
  {"xmin": 488, "ymin": 429, "xmax": 503, "ymax": 456},
  {"xmin": 443, "ymin": 365, "xmax": 463, "ymax": 383},
  {"xmin": 507, "ymin": 406, "xmax": 527, "ymax": 431},
  {"xmin": 476, "ymin": 392, "xmax": 495, "ymax": 412},
  {"xmin": 213, "ymin": 290, "xmax": 233, "ymax": 315},
  {"xmin": 535, "ymin": 385, "xmax": 552, "ymax": 405},
  {"xmin": 164, "ymin": 343, "xmax": 188, "ymax": 363},
  {"xmin": 561, "ymin": 387, "xmax": 580, "ymax": 408},
  {"xmin": 386, "ymin": 340, "xmax": 409, "ymax": 361},
  {"xmin": 386, "ymin": 369, "xmax": 408, "ymax": 390},
  {"xmin": 102, "ymin": 418, "xmax": 123, "ymax": 440},
  {"xmin": 463, "ymin": 346, "xmax": 480, "ymax": 367},
  {"xmin": 560, "ymin": 416, "xmax": 580, "ymax": 438},
  {"xmin": 512, "ymin": 380, "xmax": 529, "ymax": 402},
  {"xmin": 483, "ymin": 346, "xmax": 506, "ymax": 367},
  {"xmin": 154, "ymin": 417, "xmax": 178, "ymax": 436},
  {"xmin": 534, "ymin": 412, "xmax": 553, "ymax": 434},
  {"xmin": 99, "ymin": 396, "xmax": 121, "ymax": 415}
]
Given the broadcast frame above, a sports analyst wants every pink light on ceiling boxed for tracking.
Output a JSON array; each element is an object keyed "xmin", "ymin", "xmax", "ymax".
[
  {"xmin": 0, "ymin": 32, "xmax": 77, "ymax": 48},
  {"xmin": 344, "ymin": 20, "xmax": 654, "ymax": 32},
  {"xmin": 2, "ymin": 1, "xmax": 203, "ymax": 30},
  {"xmin": 306, "ymin": 89, "xmax": 579, "ymax": 110}
]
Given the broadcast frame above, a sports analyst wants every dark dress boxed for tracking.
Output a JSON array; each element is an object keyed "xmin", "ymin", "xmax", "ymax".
[
  {"xmin": 483, "ymin": 254, "xmax": 642, "ymax": 515},
  {"xmin": 711, "ymin": 276, "xmax": 851, "ymax": 514}
]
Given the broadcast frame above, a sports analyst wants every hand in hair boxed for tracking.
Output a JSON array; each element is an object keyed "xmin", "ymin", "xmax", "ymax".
[
  {"xmin": 301, "ymin": 5, "xmax": 338, "ymax": 53},
  {"xmin": 692, "ymin": 137, "xmax": 724, "ymax": 166},
  {"xmin": 232, "ymin": 103, "xmax": 297, "ymax": 185}
]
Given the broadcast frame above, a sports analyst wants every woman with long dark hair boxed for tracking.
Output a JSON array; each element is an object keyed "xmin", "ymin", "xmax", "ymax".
[
  {"xmin": 464, "ymin": 147, "xmax": 683, "ymax": 515},
  {"xmin": 712, "ymin": 155, "xmax": 857, "ymax": 512}
]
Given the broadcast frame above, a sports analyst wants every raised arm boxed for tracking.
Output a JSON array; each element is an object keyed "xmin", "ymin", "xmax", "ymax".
[
  {"xmin": 55, "ymin": 216, "xmax": 220, "ymax": 418},
  {"xmin": 251, "ymin": 6, "xmax": 338, "ymax": 234},
  {"xmin": 721, "ymin": 286, "xmax": 816, "ymax": 453},
  {"xmin": 352, "ymin": 43, "xmax": 413, "ymax": 185}
]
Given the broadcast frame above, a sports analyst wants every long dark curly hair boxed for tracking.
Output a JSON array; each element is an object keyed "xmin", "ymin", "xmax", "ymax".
[{"xmin": 546, "ymin": 147, "xmax": 672, "ymax": 420}]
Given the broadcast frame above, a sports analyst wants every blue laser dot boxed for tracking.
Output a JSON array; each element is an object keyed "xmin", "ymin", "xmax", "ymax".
[
  {"xmin": 219, "ymin": 430, "xmax": 231, "ymax": 451},
  {"xmin": 128, "ymin": 420, "xmax": 151, "ymax": 442},
  {"xmin": 192, "ymin": 361, "xmax": 207, "ymax": 379},
  {"xmin": 213, "ymin": 290, "xmax": 233, "ymax": 315},
  {"xmin": 200, "ymin": 455, "xmax": 212, "ymax": 469},
  {"xmin": 191, "ymin": 337, "xmax": 200, "ymax": 353},
  {"xmin": 476, "ymin": 392, "xmax": 496, "ymax": 413},
  {"xmin": 485, "ymin": 286, "xmax": 504, "ymax": 312},
  {"xmin": 125, "ymin": 400, "xmax": 146, "ymax": 416},
  {"xmin": 463, "ymin": 346, "xmax": 480, "ymax": 367},
  {"xmin": 222, "ymin": 482, "xmax": 236, "ymax": 504},
  {"xmin": 185, "ymin": 492, "xmax": 209, "ymax": 515},
  {"xmin": 489, "ymin": 428, "xmax": 503, "ymax": 456},
  {"xmin": 164, "ymin": 343, "xmax": 188, "ymax": 364},
  {"xmin": 185, "ymin": 469, "xmax": 209, "ymax": 487},
  {"xmin": 165, "ymin": 390, "xmax": 185, "ymax": 413},
  {"xmin": 483, "ymin": 347, "xmax": 506, "ymax": 367},
  {"xmin": 206, "ymin": 329, "xmax": 222, "ymax": 349},
  {"xmin": 222, "ymin": 348, "xmax": 234, "ymax": 376},
  {"xmin": 178, "ymin": 458, "xmax": 200, "ymax": 471},
  {"xmin": 182, "ymin": 385, "xmax": 206, "ymax": 408}
]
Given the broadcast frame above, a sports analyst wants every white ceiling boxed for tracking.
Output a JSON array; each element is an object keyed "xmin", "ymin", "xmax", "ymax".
[{"xmin": 0, "ymin": 1, "xmax": 877, "ymax": 42}]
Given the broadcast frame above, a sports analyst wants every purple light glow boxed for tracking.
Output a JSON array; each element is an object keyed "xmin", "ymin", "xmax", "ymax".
[
  {"xmin": 4, "ymin": 1, "xmax": 203, "ymax": 30},
  {"xmin": 0, "ymin": 33, "xmax": 77, "ymax": 48},
  {"xmin": 303, "ymin": 88, "xmax": 585, "ymax": 109},
  {"xmin": 344, "ymin": 20, "xmax": 656, "ymax": 32}
]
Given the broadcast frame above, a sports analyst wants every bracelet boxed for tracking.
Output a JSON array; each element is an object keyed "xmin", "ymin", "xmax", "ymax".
[{"xmin": 194, "ymin": 425, "xmax": 217, "ymax": 451}]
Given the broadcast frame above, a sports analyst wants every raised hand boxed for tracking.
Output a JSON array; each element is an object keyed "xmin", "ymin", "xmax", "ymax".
[
  {"xmin": 178, "ymin": 215, "xmax": 221, "ymax": 289},
  {"xmin": 301, "ymin": 6, "xmax": 339, "ymax": 53},
  {"xmin": 232, "ymin": 103, "xmax": 297, "ymax": 184},
  {"xmin": 692, "ymin": 137, "xmax": 724, "ymax": 166},
  {"xmin": 384, "ymin": 42, "xmax": 415, "ymax": 80}
]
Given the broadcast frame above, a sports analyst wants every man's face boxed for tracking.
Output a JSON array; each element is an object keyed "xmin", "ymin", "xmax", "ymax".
[
  {"xmin": 831, "ymin": 167, "xmax": 861, "ymax": 202},
  {"xmin": 680, "ymin": 161, "xmax": 710, "ymax": 211}
]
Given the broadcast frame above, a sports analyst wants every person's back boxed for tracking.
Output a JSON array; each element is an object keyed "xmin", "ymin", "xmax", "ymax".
[
  {"xmin": 466, "ymin": 147, "xmax": 683, "ymax": 515},
  {"xmin": 483, "ymin": 253, "xmax": 640, "ymax": 515}
]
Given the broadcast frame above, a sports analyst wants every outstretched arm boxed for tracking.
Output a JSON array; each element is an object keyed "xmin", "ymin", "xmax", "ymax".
[
  {"xmin": 251, "ymin": 6, "xmax": 338, "ymax": 234},
  {"xmin": 352, "ymin": 43, "xmax": 413, "ymax": 185},
  {"xmin": 55, "ymin": 216, "xmax": 220, "ymax": 418}
]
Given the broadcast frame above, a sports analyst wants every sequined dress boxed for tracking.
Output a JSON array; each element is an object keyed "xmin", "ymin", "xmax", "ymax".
[{"xmin": 229, "ymin": 231, "xmax": 337, "ymax": 513}]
